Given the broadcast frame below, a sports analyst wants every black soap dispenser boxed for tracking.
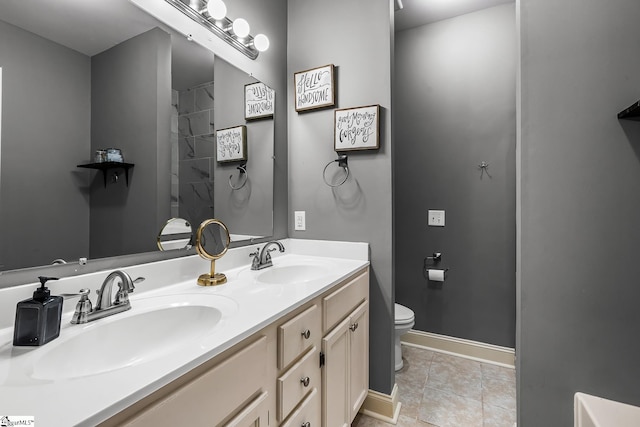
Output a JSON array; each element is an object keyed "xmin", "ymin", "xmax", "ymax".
[{"xmin": 13, "ymin": 276, "xmax": 63, "ymax": 346}]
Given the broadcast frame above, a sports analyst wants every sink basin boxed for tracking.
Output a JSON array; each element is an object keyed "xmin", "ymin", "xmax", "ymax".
[
  {"xmin": 255, "ymin": 264, "xmax": 330, "ymax": 285},
  {"xmin": 31, "ymin": 294, "xmax": 237, "ymax": 380},
  {"xmin": 236, "ymin": 256, "xmax": 334, "ymax": 286}
]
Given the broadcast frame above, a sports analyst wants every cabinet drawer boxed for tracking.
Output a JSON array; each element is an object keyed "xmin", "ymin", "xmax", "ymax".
[
  {"xmin": 277, "ymin": 346, "xmax": 320, "ymax": 421},
  {"xmin": 223, "ymin": 391, "xmax": 269, "ymax": 427},
  {"xmin": 280, "ymin": 387, "xmax": 320, "ymax": 427},
  {"xmin": 323, "ymin": 270, "xmax": 368, "ymax": 333},
  {"xmin": 122, "ymin": 336, "xmax": 267, "ymax": 426},
  {"xmin": 278, "ymin": 304, "xmax": 320, "ymax": 370}
]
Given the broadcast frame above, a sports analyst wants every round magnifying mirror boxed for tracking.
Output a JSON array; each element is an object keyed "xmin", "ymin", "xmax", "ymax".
[
  {"xmin": 157, "ymin": 218, "xmax": 193, "ymax": 251},
  {"xmin": 195, "ymin": 219, "xmax": 231, "ymax": 286}
]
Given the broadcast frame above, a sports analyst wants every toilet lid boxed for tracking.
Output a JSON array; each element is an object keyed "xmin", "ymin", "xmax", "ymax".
[{"xmin": 395, "ymin": 303, "xmax": 415, "ymax": 323}]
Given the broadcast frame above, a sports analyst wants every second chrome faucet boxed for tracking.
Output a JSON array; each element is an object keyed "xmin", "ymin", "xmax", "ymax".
[
  {"xmin": 69, "ymin": 270, "xmax": 144, "ymax": 324},
  {"xmin": 250, "ymin": 241, "xmax": 285, "ymax": 270}
]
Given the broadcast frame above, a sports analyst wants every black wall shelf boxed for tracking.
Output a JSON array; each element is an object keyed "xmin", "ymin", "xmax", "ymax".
[
  {"xmin": 617, "ymin": 101, "xmax": 640, "ymax": 121},
  {"xmin": 77, "ymin": 162, "xmax": 134, "ymax": 188}
]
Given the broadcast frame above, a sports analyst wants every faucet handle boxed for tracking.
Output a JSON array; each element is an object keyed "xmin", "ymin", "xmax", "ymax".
[
  {"xmin": 249, "ymin": 248, "xmax": 261, "ymax": 269},
  {"xmin": 115, "ymin": 274, "xmax": 141, "ymax": 304},
  {"xmin": 61, "ymin": 288, "xmax": 91, "ymax": 300},
  {"xmin": 130, "ymin": 276, "xmax": 145, "ymax": 292},
  {"xmin": 71, "ymin": 289, "xmax": 93, "ymax": 324}
]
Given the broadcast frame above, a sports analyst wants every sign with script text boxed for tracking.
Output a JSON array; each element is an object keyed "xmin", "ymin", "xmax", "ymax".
[
  {"xmin": 294, "ymin": 64, "xmax": 335, "ymax": 112},
  {"xmin": 216, "ymin": 125, "xmax": 247, "ymax": 163},
  {"xmin": 334, "ymin": 104, "xmax": 380, "ymax": 151},
  {"xmin": 245, "ymin": 82, "xmax": 275, "ymax": 120}
]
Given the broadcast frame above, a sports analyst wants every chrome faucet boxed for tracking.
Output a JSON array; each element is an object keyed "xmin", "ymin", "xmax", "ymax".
[
  {"xmin": 250, "ymin": 241, "xmax": 285, "ymax": 270},
  {"xmin": 69, "ymin": 270, "xmax": 144, "ymax": 324}
]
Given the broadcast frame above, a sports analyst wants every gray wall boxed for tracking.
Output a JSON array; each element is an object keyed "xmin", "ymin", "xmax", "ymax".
[
  {"xmin": 90, "ymin": 28, "xmax": 172, "ymax": 259},
  {"xmin": 213, "ymin": 59, "xmax": 274, "ymax": 238},
  {"xmin": 288, "ymin": 0, "xmax": 395, "ymax": 394},
  {"xmin": 518, "ymin": 0, "xmax": 640, "ymax": 425},
  {"xmin": 395, "ymin": 4, "xmax": 516, "ymax": 347},
  {"xmin": 0, "ymin": 20, "xmax": 91, "ymax": 271}
]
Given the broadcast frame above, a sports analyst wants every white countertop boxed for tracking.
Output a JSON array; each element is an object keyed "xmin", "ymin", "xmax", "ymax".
[{"xmin": 0, "ymin": 239, "xmax": 369, "ymax": 426}]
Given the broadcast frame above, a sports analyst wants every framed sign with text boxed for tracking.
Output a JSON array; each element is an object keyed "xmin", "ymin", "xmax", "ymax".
[
  {"xmin": 294, "ymin": 64, "xmax": 335, "ymax": 112},
  {"xmin": 334, "ymin": 104, "xmax": 380, "ymax": 151},
  {"xmin": 245, "ymin": 82, "xmax": 275, "ymax": 120},
  {"xmin": 216, "ymin": 125, "xmax": 247, "ymax": 163}
]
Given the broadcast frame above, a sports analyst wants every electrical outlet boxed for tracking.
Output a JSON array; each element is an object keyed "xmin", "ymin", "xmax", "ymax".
[
  {"xmin": 294, "ymin": 211, "xmax": 306, "ymax": 231},
  {"xmin": 428, "ymin": 210, "xmax": 445, "ymax": 227}
]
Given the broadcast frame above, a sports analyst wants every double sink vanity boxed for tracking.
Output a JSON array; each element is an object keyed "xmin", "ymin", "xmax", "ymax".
[{"xmin": 0, "ymin": 239, "xmax": 370, "ymax": 427}]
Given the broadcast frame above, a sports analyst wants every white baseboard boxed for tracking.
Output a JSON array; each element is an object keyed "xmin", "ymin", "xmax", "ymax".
[
  {"xmin": 401, "ymin": 330, "xmax": 515, "ymax": 368},
  {"xmin": 359, "ymin": 383, "xmax": 402, "ymax": 424}
]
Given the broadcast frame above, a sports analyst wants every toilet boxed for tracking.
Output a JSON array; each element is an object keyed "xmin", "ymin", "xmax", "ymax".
[{"xmin": 394, "ymin": 303, "xmax": 415, "ymax": 371}]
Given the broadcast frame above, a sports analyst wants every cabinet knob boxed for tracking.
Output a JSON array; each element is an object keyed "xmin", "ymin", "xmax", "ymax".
[
  {"xmin": 301, "ymin": 423, "xmax": 311, "ymax": 427},
  {"xmin": 350, "ymin": 322, "xmax": 359, "ymax": 332},
  {"xmin": 300, "ymin": 376, "xmax": 310, "ymax": 387},
  {"xmin": 301, "ymin": 329, "xmax": 311, "ymax": 339}
]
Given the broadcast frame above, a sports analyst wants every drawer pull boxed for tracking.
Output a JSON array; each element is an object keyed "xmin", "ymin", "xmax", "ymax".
[
  {"xmin": 301, "ymin": 329, "xmax": 311, "ymax": 339},
  {"xmin": 301, "ymin": 423, "xmax": 311, "ymax": 427},
  {"xmin": 349, "ymin": 322, "xmax": 359, "ymax": 332},
  {"xmin": 300, "ymin": 376, "xmax": 310, "ymax": 387}
]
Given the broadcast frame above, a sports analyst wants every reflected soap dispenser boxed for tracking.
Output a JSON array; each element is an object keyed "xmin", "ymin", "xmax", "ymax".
[{"xmin": 13, "ymin": 276, "xmax": 63, "ymax": 346}]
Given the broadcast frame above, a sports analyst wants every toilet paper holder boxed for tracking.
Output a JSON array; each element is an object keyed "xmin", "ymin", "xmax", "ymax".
[
  {"xmin": 425, "ymin": 252, "xmax": 442, "ymax": 264},
  {"xmin": 423, "ymin": 252, "xmax": 448, "ymax": 282}
]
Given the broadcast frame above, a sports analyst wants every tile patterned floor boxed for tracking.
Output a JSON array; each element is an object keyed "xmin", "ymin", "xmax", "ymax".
[{"xmin": 352, "ymin": 344, "xmax": 516, "ymax": 427}]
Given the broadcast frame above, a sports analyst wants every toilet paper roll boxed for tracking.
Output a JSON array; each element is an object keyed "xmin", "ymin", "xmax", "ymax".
[{"xmin": 427, "ymin": 269, "xmax": 446, "ymax": 282}]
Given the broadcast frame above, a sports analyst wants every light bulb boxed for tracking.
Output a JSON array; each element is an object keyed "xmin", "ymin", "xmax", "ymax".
[
  {"xmin": 207, "ymin": 0, "xmax": 227, "ymax": 20},
  {"xmin": 232, "ymin": 18, "xmax": 250, "ymax": 38},
  {"xmin": 253, "ymin": 34, "xmax": 270, "ymax": 52}
]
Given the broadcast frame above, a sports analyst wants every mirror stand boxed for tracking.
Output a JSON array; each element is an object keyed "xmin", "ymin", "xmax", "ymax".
[
  {"xmin": 195, "ymin": 219, "xmax": 231, "ymax": 287},
  {"xmin": 198, "ymin": 259, "xmax": 227, "ymax": 286}
]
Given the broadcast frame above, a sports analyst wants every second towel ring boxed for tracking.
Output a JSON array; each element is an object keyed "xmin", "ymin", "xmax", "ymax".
[
  {"xmin": 229, "ymin": 164, "xmax": 248, "ymax": 190},
  {"xmin": 323, "ymin": 154, "xmax": 350, "ymax": 187}
]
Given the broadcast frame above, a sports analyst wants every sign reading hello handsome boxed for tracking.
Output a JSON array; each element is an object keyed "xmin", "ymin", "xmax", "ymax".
[{"xmin": 294, "ymin": 64, "xmax": 335, "ymax": 112}]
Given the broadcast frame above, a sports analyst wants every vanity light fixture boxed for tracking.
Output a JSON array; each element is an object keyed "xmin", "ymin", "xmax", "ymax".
[
  {"xmin": 232, "ymin": 18, "xmax": 250, "ymax": 39},
  {"xmin": 165, "ymin": 0, "xmax": 270, "ymax": 60},
  {"xmin": 206, "ymin": 0, "xmax": 227, "ymax": 20}
]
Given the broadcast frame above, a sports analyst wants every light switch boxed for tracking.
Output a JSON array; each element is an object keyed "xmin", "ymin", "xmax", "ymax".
[
  {"xmin": 294, "ymin": 211, "xmax": 306, "ymax": 231},
  {"xmin": 428, "ymin": 210, "xmax": 445, "ymax": 227}
]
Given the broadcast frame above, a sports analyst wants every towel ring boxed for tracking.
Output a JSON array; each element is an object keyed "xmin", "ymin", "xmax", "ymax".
[
  {"xmin": 229, "ymin": 164, "xmax": 248, "ymax": 190},
  {"xmin": 323, "ymin": 154, "xmax": 349, "ymax": 187}
]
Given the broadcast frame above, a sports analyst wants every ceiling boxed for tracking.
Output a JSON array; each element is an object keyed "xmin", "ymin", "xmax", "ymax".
[
  {"xmin": 0, "ymin": 0, "xmax": 515, "ymax": 60},
  {"xmin": 0, "ymin": 0, "xmax": 157, "ymax": 56},
  {"xmin": 395, "ymin": 0, "xmax": 514, "ymax": 32},
  {"xmin": 0, "ymin": 0, "xmax": 215, "ymax": 90}
]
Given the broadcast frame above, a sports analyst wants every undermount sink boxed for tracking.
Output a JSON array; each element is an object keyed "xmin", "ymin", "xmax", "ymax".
[
  {"xmin": 255, "ymin": 264, "xmax": 330, "ymax": 285},
  {"xmin": 238, "ymin": 257, "xmax": 333, "ymax": 285},
  {"xmin": 30, "ymin": 294, "xmax": 237, "ymax": 380}
]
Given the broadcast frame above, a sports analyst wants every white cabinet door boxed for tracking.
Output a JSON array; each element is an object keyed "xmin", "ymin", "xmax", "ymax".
[
  {"xmin": 349, "ymin": 301, "xmax": 369, "ymax": 422},
  {"xmin": 321, "ymin": 316, "xmax": 350, "ymax": 427},
  {"xmin": 120, "ymin": 336, "xmax": 267, "ymax": 427}
]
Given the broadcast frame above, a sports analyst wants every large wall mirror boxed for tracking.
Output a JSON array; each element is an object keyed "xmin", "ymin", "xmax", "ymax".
[{"xmin": 0, "ymin": 0, "xmax": 274, "ymax": 275}]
